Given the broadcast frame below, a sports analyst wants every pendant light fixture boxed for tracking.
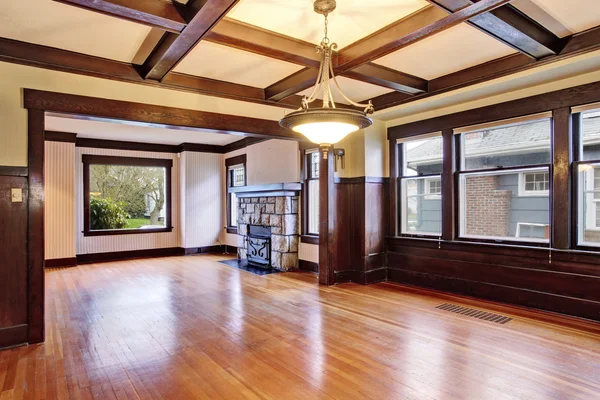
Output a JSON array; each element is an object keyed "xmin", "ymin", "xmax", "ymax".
[{"xmin": 279, "ymin": 0, "xmax": 374, "ymax": 146}]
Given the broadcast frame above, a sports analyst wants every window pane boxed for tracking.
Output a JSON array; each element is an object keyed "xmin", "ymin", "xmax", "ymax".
[
  {"xmin": 232, "ymin": 166, "xmax": 245, "ymax": 187},
  {"xmin": 582, "ymin": 110, "xmax": 600, "ymax": 161},
  {"xmin": 230, "ymin": 193, "xmax": 238, "ymax": 227},
  {"xmin": 404, "ymin": 136, "xmax": 443, "ymax": 175},
  {"xmin": 310, "ymin": 152, "xmax": 320, "ymax": 179},
  {"xmin": 401, "ymin": 176, "xmax": 442, "ymax": 235},
  {"xmin": 578, "ymin": 164, "xmax": 600, "ymax": 246},
  {"xmin": 308, "ymin": 179, "xmax": 319, "ymax": 234},
  {"xmin": 89, "ymin": 164, "xmax": 167, "ymax": 230},
  {"xmin": 460, "ymin": 169, "xmax": 550, "ymax": 242},
  {"xmin": 462, "ymin": 119, "xmax": 551, "ymax": 170}
]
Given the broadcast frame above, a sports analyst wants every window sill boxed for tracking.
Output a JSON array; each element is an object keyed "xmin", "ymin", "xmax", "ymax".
[
  {"xmin": 226, "ymin": 227, "xmax": 238, "ymax": 234},
  {"xmin": 83, "ymin": 227, "xmax": 173, "ymax": 237},
  {"xmin": 301, "ymin": 235, "xmax": 319, "ymax": 245}
]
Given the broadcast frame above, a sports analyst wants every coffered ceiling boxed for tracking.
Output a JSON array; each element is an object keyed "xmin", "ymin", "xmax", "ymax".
[
  {"xmin": 227, "ymin": 0, "xmax": 430, "ymax": 49},
  {"xmin": 0, "ymin": 0, "xmax": 599, "ymax": 116}
]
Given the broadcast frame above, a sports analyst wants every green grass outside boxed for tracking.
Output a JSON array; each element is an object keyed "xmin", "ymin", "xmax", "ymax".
[{"xmin": 125, "ymin": 218, "xmax": 154, "ymax": 229}]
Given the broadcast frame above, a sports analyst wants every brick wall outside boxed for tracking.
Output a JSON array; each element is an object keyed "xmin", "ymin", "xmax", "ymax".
[
  {"xmin": 584, "ymin": 230, "xmax": 600, "ymax": 243},
  {"xmin": 465, "ymin": 175, "xmax": 512, "ymax": 237}
]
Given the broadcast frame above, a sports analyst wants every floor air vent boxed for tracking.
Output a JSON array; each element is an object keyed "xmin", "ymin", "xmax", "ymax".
[{"xmin": 436, "ymin": 303, "xmax": 513, "ymax": 324}]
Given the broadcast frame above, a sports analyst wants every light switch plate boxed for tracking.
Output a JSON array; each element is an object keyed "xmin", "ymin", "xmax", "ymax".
[{"xmin": 11, "ymin": 188, "xmax": 23, "ymax": 203}]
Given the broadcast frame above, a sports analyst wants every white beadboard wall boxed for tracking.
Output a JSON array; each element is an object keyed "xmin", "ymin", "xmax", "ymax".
[
  {"xmin": 299, "ymin": 243, "xmax": 319, "ymax": 263},
  {"xmin": 45, "ymin": 141, "xmax": 76, "ymax": 260},
  {"xmin": 76, "ymin": 147, "xmax": 180, "ymax": 254},
  {"xmin": 180, "ymin": 151, "xmax": 223, "ymax": 248}
]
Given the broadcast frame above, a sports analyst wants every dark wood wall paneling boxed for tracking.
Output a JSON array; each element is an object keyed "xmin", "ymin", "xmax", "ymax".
[
  {"xmin": 332, "ymin": 177, "xmax": 389, "ymax": 285},
  {"xmin": 386, "ymin": 80, "xmax": 600, "ymax": 322}
]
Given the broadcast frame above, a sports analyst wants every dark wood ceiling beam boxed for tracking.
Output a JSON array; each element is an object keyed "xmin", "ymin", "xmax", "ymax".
[
  {"xmin": 53, "ymin": 0, "xmax": 187, "ymax": 33},
  {"xmin": 205, "ymin": 18, "xmax": 322, "ymax": 68},
  {"xmin": 337, "ymin": 0, "xmax": 512, "ymax": 72},
  {"xmin": 265, "ymin": 68, "xmax": 319, "ymax": 102},
  {"xmin": 343, "ymin": 63, "xmax": 428, "ymax": 94},
  {"xmin": 25, "ymin": 89, "xmax": 304, "ymax": 140},
  {"xmin": 0, "ymin": 37, "xmax": 303, "ymax": 109},
  {"xmin": 427, "ymin": 0, "xmax": 563, "ymax": 59},
  {"xmin": 368, "ymin": 25, "xmax": 600, "ymax": 110},
  {"xmin": 142, "ymin": 0, "xmax": 239, "ymax": 80}
]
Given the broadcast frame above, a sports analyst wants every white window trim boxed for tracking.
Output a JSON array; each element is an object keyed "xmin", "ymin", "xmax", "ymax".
[
  {"xmin": 424, "ymin": 177, "xmax": 442, "ymax": 200},
  {"xmin": 517, "ymin": 170, "xmax": 550, "ymax": 197},
  {"xmin": 583, "ymin": 167, "xmax": 600, "ymax": 232}
]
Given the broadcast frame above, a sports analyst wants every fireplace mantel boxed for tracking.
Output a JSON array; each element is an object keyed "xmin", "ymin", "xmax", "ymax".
[{"xmin": 230, "ymin": 182, "xmax": 302, "ymax": 198}]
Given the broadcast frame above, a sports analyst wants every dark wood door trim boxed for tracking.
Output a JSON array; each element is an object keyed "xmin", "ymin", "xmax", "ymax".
[
  {"xmin": 24, "ymin": 89, "xmax": 304, "ymax": 141},
  {"xmin": 27, "ymin": 109, "xmax": 45, "ymax": 344}
]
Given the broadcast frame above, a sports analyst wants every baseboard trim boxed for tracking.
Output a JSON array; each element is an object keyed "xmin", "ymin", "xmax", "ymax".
[
  {"xmin": 77, "ymin": 247, "xmax": 184, "ymax": 264},
  {"xmin": 299, "ymin": 259, "xmax": 318, "ymax": 273},
  {"xmin": 45, "ymin": 257, "xmax": 77, "ymax": 268},
  {"xmin": 365, "ymin": 267, "xmax": 387, "ymax": 285},
  {"xmin": 184, "ymin": 245, "xmax": 237, "ymax": 255},
  {"xmin": 0, "ymin": 324, "xmax": 28, "ymax": 349}
]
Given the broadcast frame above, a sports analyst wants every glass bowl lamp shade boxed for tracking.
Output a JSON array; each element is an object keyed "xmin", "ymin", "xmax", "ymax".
[{"xmin": 279, "ymin": 107, "xmax": 373, "ymax": 145}]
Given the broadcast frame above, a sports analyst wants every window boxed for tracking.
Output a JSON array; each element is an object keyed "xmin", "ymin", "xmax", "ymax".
[
  {"xmin": 457, "ymin": 117, "xmax": 551, "ymax": 243},
  {"xmin": 303, "ymin": 150, "xmax": 320, "ymax": 237},
  {"xmin": 576, "ymin": 107, "xmax": 600, "ymax": 246},
  {"xmin": 518, "ymin": 171, "xmax": 549, "ymax": 196},
  {"xmin": 399, "ymin": 135, "xmax": 442, "ymax": 236},
  {"xmin": 425, "ymin": 178, "xmax": 442, "ymax": 199},
  {"xmin": 83, "ymin": 155, "xmax": 172, "ymax": 236},
  {"xmin": 226, "ymin": 155, "xmax": 246, "ymax": 232}
]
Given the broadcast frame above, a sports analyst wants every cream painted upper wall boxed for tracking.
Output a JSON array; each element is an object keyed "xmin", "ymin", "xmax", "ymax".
[
  {"xmin": 0, "ymin": 62, "xmax": 288, "ymax": 167},
  {"xmin": 365, "ymin": 120, "xmax": 389, "ymax": 178},
  {"xmin": 335, "ymin": 130, "xmax": 366, "ymax": 179}
]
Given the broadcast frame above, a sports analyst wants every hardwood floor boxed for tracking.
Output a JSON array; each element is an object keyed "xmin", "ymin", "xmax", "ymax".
[{"xmin": 1, "ymin": 255, "xmax": 599, "ymax": 399}]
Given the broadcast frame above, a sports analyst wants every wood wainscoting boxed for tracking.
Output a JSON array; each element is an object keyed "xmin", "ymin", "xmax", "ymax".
[
  {"xmin": 387, "ymin": 237, "xmax": 600, "ymax": 321},
  {"xmin": 0, "ymin": 173, "xmax": 29, "ymax": 348},
  {"xmin": 333, "ymin": 177, "xmax": 389, "ymax": 285}
]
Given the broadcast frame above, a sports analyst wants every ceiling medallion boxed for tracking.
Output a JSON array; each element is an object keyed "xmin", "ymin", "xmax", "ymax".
[{"xmin": 279, "ymin": 0, "xmax": 374, "ymax": 146}]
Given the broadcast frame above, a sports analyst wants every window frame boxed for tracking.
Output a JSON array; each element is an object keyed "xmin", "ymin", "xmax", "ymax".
[
  {"xmin": 82, "ymin": 155, "xmax": 173, "ymax": 237},
  {"xmin": 302, "ymin": 149, "xmax": 320, "ymax": 244},
  {"xmin": 518, "ymin": 171, "xmax": 550, "ymax": 197},
  {"xmin": 397, "ymin": 134, "xmax": 443, "ymax": 238},
  {"xmin": 226, "ymin": 154, "xmax": 247, "ymax": 234},
  {"xmin": 424, "ymin": 177, "xmax": 442, "ymax": 199},
  {"xmin": 457, "ymin": 165, "xmax": 551, "ymax": 245}
]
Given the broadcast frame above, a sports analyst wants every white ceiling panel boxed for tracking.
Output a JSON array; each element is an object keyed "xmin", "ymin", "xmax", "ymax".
[
  {"xmin": 227, "ymin": 0, "xmax": 430, "ymax": 49},
  {"xmin": 174, "ymin": 41, "xmax": 304, "ymax": 88},
  {"xmin": 373, "ymin": 24, "xmax": 517, "ymax": 80},
  {"xmin": 515, "ymin": 0, "xmax": 600, "ymax": 37},
  {"xmin": 0, "ymin": 0, "xmax": 151, "ymax": 62},
  {"xmin": 297, "ymin": 76, "xmax": 394, "ymax": 104},
  {"xmin": 45, "ymin": 116, "xmax": 243, "ymax": 146}
]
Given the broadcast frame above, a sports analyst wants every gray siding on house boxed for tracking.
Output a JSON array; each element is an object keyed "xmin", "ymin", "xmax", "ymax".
[
  {"xmin": 497, "ymin": 174, "xmax": 549, "ymax": 238},
  {"xmin": 418, "ymin": 198, "xmax": 442, "ymax": 234}
]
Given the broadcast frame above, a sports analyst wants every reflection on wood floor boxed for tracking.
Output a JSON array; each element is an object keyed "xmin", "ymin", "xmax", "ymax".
[{"xmin": 1, "ymin": 255, "xmax": 599, "ymax": 399}]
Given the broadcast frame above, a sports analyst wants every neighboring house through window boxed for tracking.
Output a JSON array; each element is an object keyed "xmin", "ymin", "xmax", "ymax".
[
  {"xmin": 399, "ymin": 134, "xmax": 443, "ymax": 236},
  {"xmin": 577, "ymin": 108, "xmax": 600, "ymax": 246},
  {"xmin": 456, "ymin": 116, "xmax": 552, "ymax": 242},
  {"xmin": 226, "ymin": 154, "xmax": 246, "ymax": 233}
]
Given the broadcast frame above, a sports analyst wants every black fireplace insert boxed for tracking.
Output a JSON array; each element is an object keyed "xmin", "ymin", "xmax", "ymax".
[{"xmin": 247, "ymin": 225, "xmax": 271, "ymax": 267}]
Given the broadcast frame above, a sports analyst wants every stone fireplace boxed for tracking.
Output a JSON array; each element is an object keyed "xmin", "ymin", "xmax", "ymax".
[{"xmin": 232, "ymin": 183, "xmax": 301, "ymax": 271}]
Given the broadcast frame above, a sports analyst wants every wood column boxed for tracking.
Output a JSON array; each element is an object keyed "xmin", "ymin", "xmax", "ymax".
[
  {"xmin": 318, "ymin": 144, "xmax": 335, "ymax": 286},
  {"xmin": 27, "ymin": 109, "xmax": 45, "ymax": 343},
  {"xmin": 552, "ymin": 107, "xmax": 572, "ymax": 250},
  {"xmin": 441, "ymin": 129, "xmax": 456, "ymax": 241}
]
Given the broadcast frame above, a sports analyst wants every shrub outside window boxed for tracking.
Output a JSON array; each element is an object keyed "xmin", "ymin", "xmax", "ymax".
[{"xmin": 83, "ymin": 155, "xmax": 172, "ymax": 236}]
